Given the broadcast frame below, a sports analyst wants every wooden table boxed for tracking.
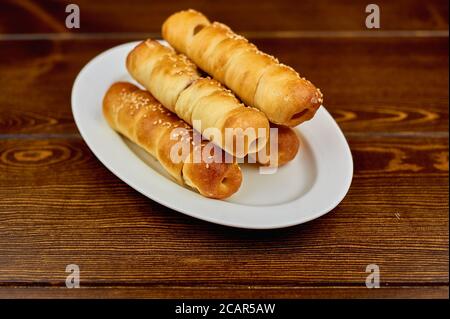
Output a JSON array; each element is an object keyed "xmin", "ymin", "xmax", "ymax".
[{"xmin": 0, "ymin": 0, "xmax": 448, "ymax": 299}]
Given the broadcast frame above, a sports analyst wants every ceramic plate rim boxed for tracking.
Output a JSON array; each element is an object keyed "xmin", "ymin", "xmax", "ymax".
[{"xmin": 71, "ymin": 41, "xmax": 354, "ymax": 229}]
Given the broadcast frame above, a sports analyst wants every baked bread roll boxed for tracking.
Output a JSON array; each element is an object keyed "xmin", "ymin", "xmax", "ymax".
[
  {"xmin": 162, "ymin": 9, "xmax": 324, "ymax": 127},
  {"xmin": 126, "ymin": 39, "xmax": 269, "ymax": 158},
  {"xmin": 103, "ymin": 82, "xmax": 242, "ymax": 199},
  {"xmin": 273, "ymin": 125, "xmax": 300, "ymax": 166},
  {"xmin": 254, "ymin": 125, "xmax": 300, "ymax": 167}
]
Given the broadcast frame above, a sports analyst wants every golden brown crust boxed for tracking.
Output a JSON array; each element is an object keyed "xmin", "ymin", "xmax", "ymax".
[
  {"xmin": 103, "ymin": 82, "xmax": 242, "ymax": 199},
  {"xmin": 220, "ymin": 107, "xmax": 270, "ymax": 156},
  {"xmin": 126, "ymin": 40, "xmax": 200, "ymax": 113},
  {"xmin": 126, "ymin": 39, "xmax": 269, "ymax": 158},
  {"xmin": 162, "ymin": 10, "xmax": 323, "ymax": 127},
  {"xmin": 254, "ymin": 64, "xmax": 322, "ymax": 126},
  {"xmin": 183, "ymin": 146, "xmax": 242, "ymax": 199},
  {"xmin": 162, "ymin": 9, "xmax": 211, "ymax": 54},
  {"xmin": 256, "ymin": 124, "xmax": 300, "ymax": 167}
]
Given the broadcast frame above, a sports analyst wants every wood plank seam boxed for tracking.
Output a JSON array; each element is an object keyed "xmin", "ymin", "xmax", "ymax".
[
  {"xmin": 0, "ymin": 30, "xmax": 448, "ymax": 41},
  {"xmin": 0, "ymin": 282, "xmax": 448, "ymax": 288}
]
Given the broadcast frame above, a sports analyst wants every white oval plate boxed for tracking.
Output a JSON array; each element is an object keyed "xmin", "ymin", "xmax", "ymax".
[{"xmin": 72, "ymin": 41, "xmax": 353, "ymax": 229}]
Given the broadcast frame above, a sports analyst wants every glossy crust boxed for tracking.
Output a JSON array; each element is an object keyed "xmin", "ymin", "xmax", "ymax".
[
  {"xmin": 103, "ymin": 82, "xmax": 242, "ymax": 199},
  {"xmin": 126, "ymin": 39, "xmax": 269, "ymax": 158},
  {"xmin": 161, "ymin": 9, "xmax": 211, "ymax": 54},
  {"xmin": 255, "ymin": 125, "xmax": 300, "ymax": 167},
  {"xmin": 162, "ymin": 9, "xmax": 324, "ymax": 127}
]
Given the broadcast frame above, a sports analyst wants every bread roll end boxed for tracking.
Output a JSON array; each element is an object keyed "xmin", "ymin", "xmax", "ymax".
[
  {"xmin": 221, "ymin": 107, "xmax": 270, "ymax": 158},
  {"xmin": 256, "ymin": 125, "xmax": 300, "ymax": 167},
  {"xmin": 183, "ymin": 160, "xmax": 242, "ymax": 199},
  {"xmin": 162, "ymin": 9, "xmax": 211, "ymax": 54}
]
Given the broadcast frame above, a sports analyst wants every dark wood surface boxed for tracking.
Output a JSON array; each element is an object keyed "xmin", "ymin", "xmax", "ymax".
[
  {"xmin": 0, "ymin": 0, "xmax": 448, "ymax": 299},
  {"xmin": 1, "ymin": 0, "xmax": 448, "ymax": 34}
]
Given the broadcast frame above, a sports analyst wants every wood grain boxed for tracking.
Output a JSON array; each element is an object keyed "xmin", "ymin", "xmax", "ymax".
[
  {"xmin": 0, "ymin": 138, "xmax": 447, "ymax": 295},
  {"xmin": 0, "ymin": 37, "xmax": 447, "ymax": 135},
  {"xmin": 0, "ymin": 0, "xmax": 448, "ymax": 299},
  {"xmin": 0, "ymin": 0, "xmax": 448, "ymax": 34},
  {"xmin": 0, "ymin": 286, "xmax": 448, "ymax": 299}
]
